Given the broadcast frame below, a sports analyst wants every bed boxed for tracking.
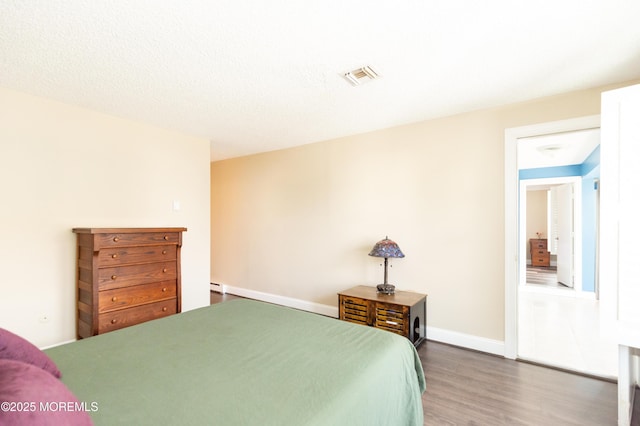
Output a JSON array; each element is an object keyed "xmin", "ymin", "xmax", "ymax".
[{"xmin": 40, "ymin": 299, "xmax": 425, "ymax": 425}]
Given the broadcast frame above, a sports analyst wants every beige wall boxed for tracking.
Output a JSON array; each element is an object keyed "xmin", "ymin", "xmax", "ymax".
[
  {"xmin": 211, "ymin": 80, "xmax": 639, "ymax": 344},
  {"xmin": 526, "ymin": 190, "xmax": 548, "ymax": 260},
  {"xmin": 0, "ymin": 87, "xmax": 211, "ymax": 348}
]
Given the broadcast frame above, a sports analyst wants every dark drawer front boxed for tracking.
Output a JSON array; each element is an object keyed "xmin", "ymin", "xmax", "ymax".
[
  {"xmin": 98, "ymin": 299, "xmax": 177, "ymax": 334},
  {"xmin": 98, "ymin": 245, "xmax": 177, "ymax": 266},
  {"xmin": 94, "ymin": 232, "xmax": 181, "ymax": 249},
  {"xmin": 340, "ymin": 296, "xmax": 369, "ymax": 325},
  {"xmin": 98, "ymin": 280, "xmax": 177, "ymax": 313},
  {"xmin": 375, "ymin": 303, "xmax": 408, "ymax": 336},
  {"xmin": 98, "ymin": 262, "xmax": 177, "ymax": 290}
]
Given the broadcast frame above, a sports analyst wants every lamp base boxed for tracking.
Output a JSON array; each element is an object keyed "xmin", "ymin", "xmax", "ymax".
[{"xmin": 376, "ymin": 283, "xmax": 396, "ymax": 295}]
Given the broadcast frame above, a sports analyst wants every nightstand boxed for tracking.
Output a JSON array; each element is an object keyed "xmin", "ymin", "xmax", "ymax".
[{"xmin": 338, "ymin": 285, "xmax": 427, "ymax": 347}]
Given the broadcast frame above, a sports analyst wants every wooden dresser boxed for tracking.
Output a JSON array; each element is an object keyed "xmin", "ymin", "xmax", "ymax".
[
  {"xmin": 338, "ymin": 285, "xmax": 427, "ymax": 347},
  {"xmin": 73, "ymin": 227, "xmax": 187, "ymax": 339},
  {"xmin": 529, "ymin": 238, "xmax": 550, "ymax": 267}
]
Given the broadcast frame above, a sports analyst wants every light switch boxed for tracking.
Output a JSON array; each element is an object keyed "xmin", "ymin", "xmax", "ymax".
[{"xmin": 172, "ymin": 200, "xmax": 181, "ymax": 211}]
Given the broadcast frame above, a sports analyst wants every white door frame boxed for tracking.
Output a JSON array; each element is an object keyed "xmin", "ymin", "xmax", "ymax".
[{"xmin": 504, "ymin": 115, "xmax": 600, "ymax": 359}]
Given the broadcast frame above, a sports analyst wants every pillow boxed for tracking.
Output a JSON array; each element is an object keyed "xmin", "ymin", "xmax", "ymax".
[
  {"xmin": 0, "ymin": 359, "xmax": 93, "ymax": 425},
  {"xmin": 0, "ymin": 328, "xmax": 61, "ymax": 378}
]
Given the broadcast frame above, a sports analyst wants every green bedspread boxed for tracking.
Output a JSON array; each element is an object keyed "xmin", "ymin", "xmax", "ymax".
[{"xmin": 46, "ymin": 299, "xmax": 425, "ymax": 425}]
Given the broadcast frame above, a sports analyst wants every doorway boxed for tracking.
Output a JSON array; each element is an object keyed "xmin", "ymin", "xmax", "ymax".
[
  {"xmin": 519, "ymin": 176, "xmax": 582, "ymax": 294},
  {"xmin": 504, "ymin": 116, "xmax": 617, "ymax": 378}
]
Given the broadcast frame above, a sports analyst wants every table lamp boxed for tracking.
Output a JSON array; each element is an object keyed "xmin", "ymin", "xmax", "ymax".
[{"xmin": 368, "ymin": 236, "xmax": 404, "ymax": 294}]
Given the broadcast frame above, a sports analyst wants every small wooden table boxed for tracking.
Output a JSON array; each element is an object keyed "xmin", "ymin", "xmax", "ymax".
[
  {"xmin": 338, "ymin": 285, "xmax": 427, "ymax": 347},
  {"xmin": 530, "ymin": 238, "xmax": 550, "ymax": 267}
]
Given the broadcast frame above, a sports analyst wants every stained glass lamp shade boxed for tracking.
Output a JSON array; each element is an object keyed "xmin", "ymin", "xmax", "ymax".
[{"xmin": 368, "ymin": 236, "xmax": 405, "ymax": 294}]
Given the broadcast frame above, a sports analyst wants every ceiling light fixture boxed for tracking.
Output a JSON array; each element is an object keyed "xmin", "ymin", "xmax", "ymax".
[
  {"xmin": 342, "ymin": 65, "xmax": 380, "ymax": 86},
  {"xmin": 536, "ymin": 144, "xmax": 564, "ymax": 158}
]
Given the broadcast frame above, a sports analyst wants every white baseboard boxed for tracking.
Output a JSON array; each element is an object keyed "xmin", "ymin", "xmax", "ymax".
[
  {"xmin": 218, "ymin": 284, "xmax": 339, "ymax": 318},
  {"xmin": 426, "ymin": 326, "xmax": 505, "ymax": 356},
  {"xmin": 214, "ymin": 284, "xmax": 506, "ymax": 357},
  {"xmin": 40, "ymin": 338, "xmax": 77, "ymax": 350}
]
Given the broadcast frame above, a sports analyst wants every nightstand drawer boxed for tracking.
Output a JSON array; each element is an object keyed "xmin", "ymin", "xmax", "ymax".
[
  {"xmin": 340, "ymin": 296, "xmax": 369, "ymax": 325},
  {"xmin": 375, "ymin": 304, "xmax": 408, "ymax": 335}
]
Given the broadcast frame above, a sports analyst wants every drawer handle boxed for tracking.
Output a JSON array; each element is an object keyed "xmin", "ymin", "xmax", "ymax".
[
  {"xmin": 386, "ymin": 320, "xmax": 398, "ymax": 325},
  {"xmin": 113, "ymin": 236, "xmax": 119, "ymax": 242},
  {"xmin": 162, "ymin": 250, "xmax": 167, "ymax": 255},
  {"xmin": 111, "ymin": 275, "xmax": 117, "ymax": 280},
  {"xmin": 111, "ymin": 319, "xmax": 117, "ymax": 324},
  {"xmin": 163, "ymin": 268, "xmax": 168, "ymax": 273},
  {"xmin": 164, "ymin": 235, "xmax": 169, "ymax": 241},
  {"xmin": 162, "ymin": 287, "xmax": 167, "ymax": 292},
  {"xmin": 111, "ymin": 254, "xmax": 118, "ymax": 259},
  {"xmin": 111, "ymin": 296, "xmax": 117, "ymax": 302},
  {"xmin": 162, "ymin": 307, "xmax": 168, "ymax": 312}
]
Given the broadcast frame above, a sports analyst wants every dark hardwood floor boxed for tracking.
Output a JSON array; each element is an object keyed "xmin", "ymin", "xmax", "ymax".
[
  {"xmin": 525, "ymin": 265, "xmax": 571, "ymax": 288},
  {"xmin": 210, "ymin": 291, "xmax": 631, "ymax": 425},
  {"xmin": 418, "ymin": 341, "xmax": 617, "ymax": 425},
  {"xmin": 210, "ymin": 291, "xmax": 242, "ymax": 304}
]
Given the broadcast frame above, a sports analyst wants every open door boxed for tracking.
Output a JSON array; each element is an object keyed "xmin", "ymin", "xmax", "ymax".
[
  {"xmin": 555, "ymin": 183, "xmax": 574, "ymax": 287},
  {"xmin": 600, "ymin": 82, "xmax": 640, "ymax": 426}
]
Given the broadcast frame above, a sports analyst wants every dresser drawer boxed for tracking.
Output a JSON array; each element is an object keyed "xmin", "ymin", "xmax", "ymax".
[
  {"xmin": 98, "ymin": 299, "xmax": 177, "ymax": 333},
  {"xmin": 340, "ymin": 296, "xmax": 369, "ymax": 325},
  {"xmin": 94, "ymin": 232, "xmax": 181, "ymax": 249},
  {"xmin": 98, "ymin": 262, "xmax": 177, "ymax": 290},
  {"xmin": 533, "ymin": 256, "xmax": 550, "ymax": 266},
  {"xmin": 375, "ymin": 303, "xmax": 408, "ymax": 336},
  {"xmin": 98, "ymin": 280, "xmax": 177, "ymax": 313},
  {"xmin": 531, "ymin": 240, "xmax": 548, "ymax": 250},
  {"xmin": 98, "ymin": 245, "xmax": 177, "ymax": 266}
]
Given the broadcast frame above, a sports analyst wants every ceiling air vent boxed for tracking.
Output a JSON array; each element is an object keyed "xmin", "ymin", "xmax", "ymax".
[{"xmin": 342, "ymin": 66, "xmax": 380, "ymax": 86}]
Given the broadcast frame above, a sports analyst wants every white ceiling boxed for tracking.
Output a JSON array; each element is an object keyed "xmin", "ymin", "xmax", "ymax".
[
  {"xmin": 518, "ymin": 128, "xmax": 601, "ymax": 170},
  {"xmin": 1, "ymin": 1, "xmax": 639, "ymax": 162}
]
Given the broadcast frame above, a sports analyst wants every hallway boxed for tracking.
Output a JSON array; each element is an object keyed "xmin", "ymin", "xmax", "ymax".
[{"xmin": 518, "ymin": 286, "xmax": 617, "ymax": 378}]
